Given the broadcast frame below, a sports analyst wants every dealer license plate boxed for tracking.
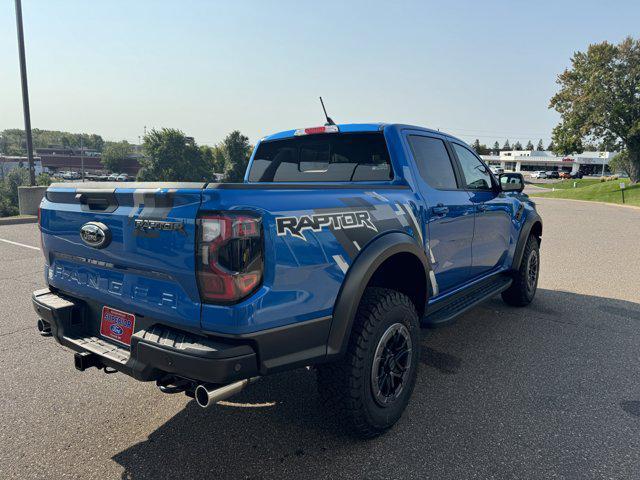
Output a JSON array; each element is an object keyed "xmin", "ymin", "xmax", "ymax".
[{"xmin": 100, "ymin": 306, "xmax": 135, "ymax": 346}]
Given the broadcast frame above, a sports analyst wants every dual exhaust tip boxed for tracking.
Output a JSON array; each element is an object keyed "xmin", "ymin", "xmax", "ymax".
[{"xmin": 194, "ymin": 377, "xmax": 259, "ymax": 408}]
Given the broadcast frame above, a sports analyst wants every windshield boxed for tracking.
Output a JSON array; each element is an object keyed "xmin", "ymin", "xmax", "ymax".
[{"xmin": 247, "ymin": 132, "xmax": 393, "ymax": 182}]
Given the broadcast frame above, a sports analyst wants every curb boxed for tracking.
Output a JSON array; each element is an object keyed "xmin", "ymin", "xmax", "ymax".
[
  {"xmin": 0, "ymin": 215, "xmax": 38, "ymax": 226},
  {"xmin": 531, "ymin": 196, "xmax": 640, "ymax": 211}
]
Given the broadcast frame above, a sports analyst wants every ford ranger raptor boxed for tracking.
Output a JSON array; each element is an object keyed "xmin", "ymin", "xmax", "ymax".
[{"xmin": 33, "ymin": 123, "xmax": 542, "ymax": 437}]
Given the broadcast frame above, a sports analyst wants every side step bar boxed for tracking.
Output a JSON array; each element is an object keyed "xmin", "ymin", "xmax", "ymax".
[{"xmin": 424, "ymin": 275, "xmax": 513, "ymax": 327}]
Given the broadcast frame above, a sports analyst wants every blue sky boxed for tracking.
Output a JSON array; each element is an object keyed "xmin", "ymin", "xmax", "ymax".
[{"xmin": 1, "ymin": 0, "xmax": 638, "ymax": 146}]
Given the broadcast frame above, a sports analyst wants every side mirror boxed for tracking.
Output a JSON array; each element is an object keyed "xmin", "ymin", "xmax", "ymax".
[{"xmin": 499, "ymin": 173, "xmax": 524, "ymax": 193}]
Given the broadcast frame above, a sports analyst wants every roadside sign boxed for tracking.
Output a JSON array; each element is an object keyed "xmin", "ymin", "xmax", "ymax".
[{"xmin": 620, "ymin": 182, "xmax": 626, "ymax": 189}]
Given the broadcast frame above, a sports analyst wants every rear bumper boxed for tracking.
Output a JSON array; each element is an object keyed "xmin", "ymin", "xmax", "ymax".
[
  {"xmin": 33, "ymin": 287, "xmax": 333, "ymax": 384},
  {"xmin": 32, "ymin": 288, "xmax": 258, "ymax": 384}
]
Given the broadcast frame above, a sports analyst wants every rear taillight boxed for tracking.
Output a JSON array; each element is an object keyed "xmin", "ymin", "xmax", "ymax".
[{"xmin": 196, "ymin": 213, "xmax": 263, "ymax": 303}]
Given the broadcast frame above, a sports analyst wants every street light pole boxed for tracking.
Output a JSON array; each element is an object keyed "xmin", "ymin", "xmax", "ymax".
[
  {"xmin": 80, "ymin": 137, "xmax": 85, "ymax": 182},
  {"xmin": 14, "ymin": 0, "xmax": 36, "ymax": 186}
]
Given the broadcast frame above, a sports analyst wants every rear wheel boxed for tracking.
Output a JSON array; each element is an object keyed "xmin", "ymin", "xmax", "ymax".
[
  {"xmin": 317, "ymin": 287, "xmax": 420, "ymax": 438},
  {"xmin": 502, "ymin": 234, "xmax": 540, "ymax": 306}
]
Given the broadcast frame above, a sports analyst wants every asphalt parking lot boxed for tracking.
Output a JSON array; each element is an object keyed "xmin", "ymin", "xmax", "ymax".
[{"xmin": 1, "ymin": 198, "xmax": 640, "ymax": 479}]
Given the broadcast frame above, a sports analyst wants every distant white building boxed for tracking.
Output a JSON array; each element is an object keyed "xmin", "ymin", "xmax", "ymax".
[{"xmin": 480, "ymin": 150, "xmax": 617, "ymax": 175}]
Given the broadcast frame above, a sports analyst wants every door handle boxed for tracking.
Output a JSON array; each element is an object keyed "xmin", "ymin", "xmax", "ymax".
[
  {"xmin": 477, "ymin": 204, "xmax": 487, "ymax": 212},
  {"xmin": 432, "ymin": 204, "xmax": 449, "ymax": 216}
]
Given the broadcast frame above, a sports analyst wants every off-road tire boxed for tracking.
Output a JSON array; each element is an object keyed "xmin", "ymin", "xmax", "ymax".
[
  {"xmin": 317, "ymin": 287, "xmax": 420, "ymax": 438},
  {"xmin": 502, "ymin": 234, "xmax": 540, "ymax": 307}
]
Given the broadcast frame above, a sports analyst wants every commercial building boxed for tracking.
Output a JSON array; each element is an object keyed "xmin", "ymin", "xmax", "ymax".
[
  {"xmin": 1, "ymin": 147, "xmax": 142, "ymax": 177},
  {"xmin": 37, "ymin": 147, "xmax": 141, "ymax": 176},
  {"xmin": 481, "ymin": 150, "xmax": 617, "ymax": 175}
]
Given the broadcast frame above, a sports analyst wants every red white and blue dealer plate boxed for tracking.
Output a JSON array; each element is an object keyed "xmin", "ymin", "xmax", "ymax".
[{"xmin": 100, "ymin": 306, "xmax": 135, "ymax": 346}]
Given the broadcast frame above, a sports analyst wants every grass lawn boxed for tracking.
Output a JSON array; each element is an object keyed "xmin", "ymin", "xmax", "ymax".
[
  {"xmin": 530, "ymin": 178, "xmax": 602, "ymax": 189},
  {"xmin": 530, "ymin": 178, "xmax": 640, "ymax": 206}
]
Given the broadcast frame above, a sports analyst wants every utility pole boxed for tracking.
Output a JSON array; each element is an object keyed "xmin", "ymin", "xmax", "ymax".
[
  {"xmin": 80, "ymin": 137, "xmax": 85, "ymax": 182},
  {"xmin": 14, "ymin": 0, "xmax": 36, "ymax": 186}
]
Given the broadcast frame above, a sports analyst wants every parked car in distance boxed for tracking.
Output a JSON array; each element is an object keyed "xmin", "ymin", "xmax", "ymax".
[
  {"xmin": 490, "ymin": 167, "xmax": 505, "ymax": 175},
  {"xmin": 107, "ymin": 173, "xmax": 119, "ymax": 181},
  {"xmin": 545, "ymin": 171, "xmax": 559, "ymax": 179},
  {"xmin": 559, "ymin": 172, "xmax": 572, "ymax": 179},
  {"xmin": 61, "ymin": 171, "xmax": 81, "ymax": 180},
  {"xmin": 570, "ymin": 171, "xmax": 584, "ymax": 179},
  {"xmin": 530, "ymin": 171, "xmax": 547, "ymax": 179},
  {"xmin": 116, "ymin": 174, "xmax": 131, "ymax": 182}
]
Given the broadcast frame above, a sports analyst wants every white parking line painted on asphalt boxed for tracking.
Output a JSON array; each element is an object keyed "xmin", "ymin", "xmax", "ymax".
[{"xmin": 0, "ymin": 238, "xmax": 40, "ymax": 251}]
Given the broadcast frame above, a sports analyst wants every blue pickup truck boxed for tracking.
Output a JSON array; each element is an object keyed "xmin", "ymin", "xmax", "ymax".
[{"xmin": 33, "ymin": 123, "xmax": 541, "ymax": 437}]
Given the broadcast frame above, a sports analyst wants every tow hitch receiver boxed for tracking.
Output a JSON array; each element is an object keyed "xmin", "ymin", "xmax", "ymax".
[{"xmin": 74, "ymin": 352, "xmax": 103, "ymax": 372}]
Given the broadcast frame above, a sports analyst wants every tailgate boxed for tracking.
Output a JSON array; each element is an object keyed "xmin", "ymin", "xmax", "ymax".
[{"xmin": 40, "ymin": 182, "xmax": 204, "ymax": 331}]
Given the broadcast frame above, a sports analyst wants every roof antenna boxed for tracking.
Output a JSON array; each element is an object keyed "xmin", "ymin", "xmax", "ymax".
[{"xmin": 319, "ymin": 97, "xmax": 336, "ymax": 126}]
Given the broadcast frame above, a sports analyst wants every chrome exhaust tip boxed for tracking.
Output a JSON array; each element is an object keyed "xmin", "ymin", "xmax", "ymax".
[
  {"xmin": 194, "ymin": 377, "xmax": 259, "ymax": 408},
  {"xmin": 37, "ymin": 318, "xmax": 51, "ymax": 336}
]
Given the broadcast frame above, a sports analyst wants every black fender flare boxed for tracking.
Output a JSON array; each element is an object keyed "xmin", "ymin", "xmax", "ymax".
[
  {"xmin": 326, "ymin": 231, "xmax": 432, "ymax": 359},
  {"xmin": 511, "ymin": 210, "xmax": 543, "ymax": 270}
]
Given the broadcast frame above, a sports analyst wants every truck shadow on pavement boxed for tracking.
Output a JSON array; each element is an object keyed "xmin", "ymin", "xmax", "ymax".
[{"xmin": 112, "ymin": 289, "xmax": 640, "ymax": 480}]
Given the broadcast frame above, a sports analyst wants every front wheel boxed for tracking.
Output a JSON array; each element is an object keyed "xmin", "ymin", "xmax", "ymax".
[
  {"xmin": 317, "ymin": 287, "xmax": 420, "ymax": 438},
  {"xmin": 502, "ymin": 234, "xmax": 540, "ymax": 306}
]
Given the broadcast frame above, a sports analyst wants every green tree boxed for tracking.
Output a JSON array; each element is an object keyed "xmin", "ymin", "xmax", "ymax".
[
  {"xmin": 609, "ymin": 150, "xmax": 632, "ymax": 177},
  {"xmin": 138, "ymin": 128, "xmax": 210, "ymax": 181},
  {"xmin": 200, "ymin": 145, "xmax": 226, "ymax": 174},
  {"xmin": 547, "ymin": 141, "xmax": 555, "ymax": 151},
  {"xmin": 513, "ymin": 140, "xmax": 523, "ymax": 150},
  {"xmin": 549, "ymin": 37, "xmax": 640, "ymax": 182},
  {"xmin": 101, "ymin": 140, "xmax": 132, "ymax": 173},
  {"xmin": 212, "ymin": 146, "xmax": 226, "ymax": 173},
  {"xmin": 550, "ymin": 123, "xmax": 584, "ymax": 155},
  {"xmin": 525, "ymin": 140, "xmax": 534, "ymax": 150},
  {"xmin": 222, "ymin": 131, "xmax": 253, "ymax": 182},
  {"xmin": 502, "ymin": 139, "xmax": 511, "ymax": 151},
  {"xmin": 493, "ymin": 141, "xmax": 500, "ymax": 152},
  {"xmin": 0, "ymin": 129, "xmax": 25, "ymax": 155},
  {"xmin": 36, "ymin": 173, "xmax": 52, "ymax": 186},
  {"xmin": 472, "ymin": 141, "xmax": 490, "ymax": 155},
  {"xmin": 537, "ymin": 139, "xmax": 545, "ymax": 151},
  {"xmin": 0, "ymin": 167, "xmax": 30, "ymax": 217}
]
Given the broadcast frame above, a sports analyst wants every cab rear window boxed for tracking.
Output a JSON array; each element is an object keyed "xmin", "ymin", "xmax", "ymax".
[{"xmin": 248, "ymin": 133, "xmax": 393, "ymax": 182}]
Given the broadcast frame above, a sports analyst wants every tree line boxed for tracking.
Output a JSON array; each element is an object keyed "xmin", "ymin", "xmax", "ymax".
[
  {"xmin": 103, "ymin": 129, "xmax": 252, "ymax": 182},
  {"xmin": 470, "ymin": 138, "xmax": 610, "ymax": 156},
  {"xmin": 0, "ymin": 128, "xmax": 104, "ymax": 155},
  {"xmin": 0, "ymin": 128, "xmax": 253, "ymax": 216},
  {"xmin": 1, "ymin": 127, "xmax": 253, "ymax": 183},
  {"xmin": 471, "ymin": 139, "xmax": 550, "ymax": 155}
]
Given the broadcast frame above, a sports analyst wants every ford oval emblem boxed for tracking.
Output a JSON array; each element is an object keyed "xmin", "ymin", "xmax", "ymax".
[
  {"xmin": 80, "ymin": 222, "xmax": 111, "ymax": 249},
  {"xmin": 110, "ymin": 324, "xmax": 123, "ymax": 335}
]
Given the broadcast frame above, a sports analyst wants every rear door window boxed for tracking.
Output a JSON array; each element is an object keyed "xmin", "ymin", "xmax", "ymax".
[
  {"xmin": 248, "ymin": 133, "xmax": 392, "ymax": 182},
  {"xmin": 407, "ymin": 135, "xmax": 458, "ymax": 189}
]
